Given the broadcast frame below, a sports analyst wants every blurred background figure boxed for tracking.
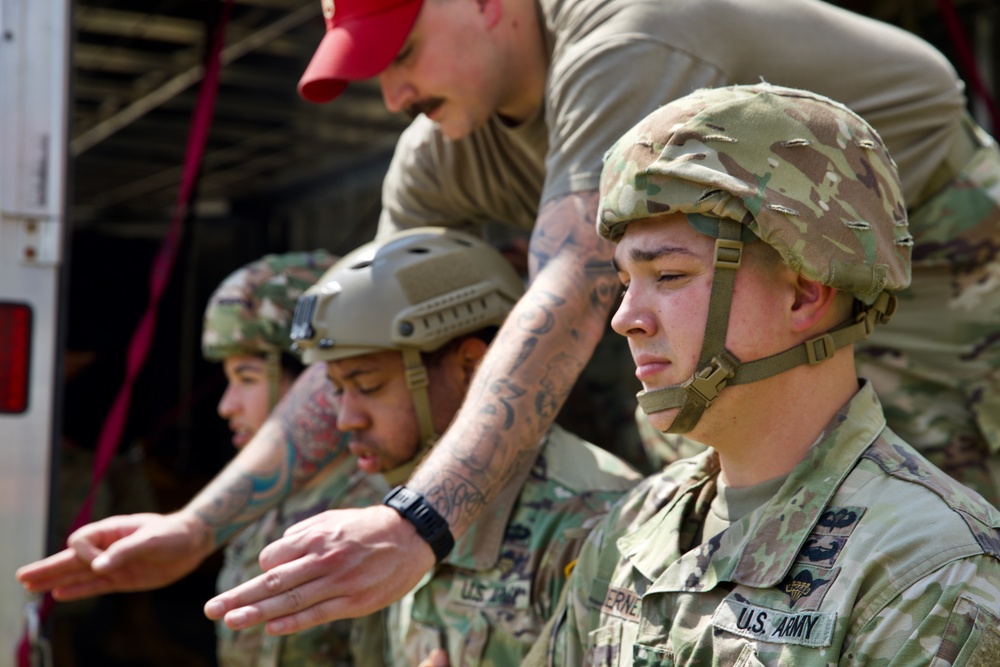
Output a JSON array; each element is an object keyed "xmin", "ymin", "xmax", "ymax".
[{"xmin": 201, "ymin": 250, "xmax": 389, "ymax": 667}]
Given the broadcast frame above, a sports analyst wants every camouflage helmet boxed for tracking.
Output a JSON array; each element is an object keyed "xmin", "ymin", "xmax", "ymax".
[
  {"xmin": 599, "ymin": 84, "xmax": 913, "ymax": 433},
  {"xmin": 291, "ymin": 227, "xmax": 524, "ymax": 476},
  {"xmin": 203, "ymin": 250, "xmax": 338, "ymax": 360},
  {"xmin": 203, "ymin": 250, "xmax": 338, "ymax": 408}
]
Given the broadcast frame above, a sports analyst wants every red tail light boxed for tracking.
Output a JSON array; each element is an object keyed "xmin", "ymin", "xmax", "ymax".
[{"xmin": 0, "ymin": 303, "xmax": 31, "ymax": 413}]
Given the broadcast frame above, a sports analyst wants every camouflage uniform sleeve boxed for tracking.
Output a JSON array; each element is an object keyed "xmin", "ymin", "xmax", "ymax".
[{"xmin": 846, "ymin": 556, "xmax": 1000, "ymax": 665}]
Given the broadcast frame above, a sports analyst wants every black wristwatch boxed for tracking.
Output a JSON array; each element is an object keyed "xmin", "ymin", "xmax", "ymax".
[{"xmin": 382, "ymin": 485, "xmax": 455, "ymax": 563}]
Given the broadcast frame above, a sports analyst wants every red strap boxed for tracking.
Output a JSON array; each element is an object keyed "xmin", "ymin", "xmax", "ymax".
[
  {"xmin": 937, "ymin": 0, "xmax": 1000, "ymax": 132},
  {"xmin": 17, "ymin": 3, "xmax": 233, "ymax": 665}
]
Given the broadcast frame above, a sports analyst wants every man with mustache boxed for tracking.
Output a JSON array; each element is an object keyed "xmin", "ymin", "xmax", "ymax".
[{"xmin": 21, "ymin": 0, "xmax": 1000, "ymax": 639}]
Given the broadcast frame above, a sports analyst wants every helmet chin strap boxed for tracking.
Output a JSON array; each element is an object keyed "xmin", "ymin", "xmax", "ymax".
[
  {"xmin": 266, "ymin": 349, "xmax": 282, "ymax": 412},
  {"xmin": 380, "ymin": 347, "xmax": 440, "ymax": 485},
  {"xmin": 636, "ymin": 219, "xmax": 898, "ymax": 435},
  {"xmin": 637, "ymin": 219, "xmax": 745, "ymax": 434}
]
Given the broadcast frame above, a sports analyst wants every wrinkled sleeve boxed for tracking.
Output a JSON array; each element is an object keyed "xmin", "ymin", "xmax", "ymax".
[{"xmin": 844, "ymin": 556, "xmax": 1000, "ymax": 665}]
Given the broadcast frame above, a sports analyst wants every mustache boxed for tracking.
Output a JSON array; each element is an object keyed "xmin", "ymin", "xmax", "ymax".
[{"xmin": 405, "ymin": 98, "xmax": 444, "ymax": 120}]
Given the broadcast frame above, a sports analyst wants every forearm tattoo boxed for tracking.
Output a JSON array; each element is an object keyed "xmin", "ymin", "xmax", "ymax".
[
  {"xmin": 191, "ymin": 363, "xmax": 342, "ymax": 544},
  {"xmin": 278, "ymin": 363, "xmax": 344, "ymax": 485},
  {"xmin": 409, "ymin": 192, "xmax": 621, "ymax": 532}
]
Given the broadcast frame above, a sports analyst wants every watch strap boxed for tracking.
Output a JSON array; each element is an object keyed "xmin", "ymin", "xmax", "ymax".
[{"xmin": 382, "ymin": 485, "xmax": 455, "ymax": 563}]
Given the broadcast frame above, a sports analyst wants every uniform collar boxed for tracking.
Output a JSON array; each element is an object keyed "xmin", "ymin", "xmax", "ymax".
[{"xmin": 621, "ymin": 380, "xmax": 885, "ymax": 593}]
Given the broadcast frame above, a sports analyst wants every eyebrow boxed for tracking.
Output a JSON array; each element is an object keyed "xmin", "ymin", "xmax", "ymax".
[
  {"xmin": 611, "ymin": 244, "xmax": 697, "ymax": 272},
  {"xmin": 330, "ymin": 365, "xmax": 381, "ymax": 384},
  {"xmin": 232, "ymin": 361, "xmax": 265, "ymax": 374}
]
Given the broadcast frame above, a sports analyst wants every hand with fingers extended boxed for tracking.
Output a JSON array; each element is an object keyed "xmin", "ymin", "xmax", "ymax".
[
  {"xmin": 15, "ymin": 511, "xmax": 214, "ymax": 601},
  {"xmin": 418, "ymin": 648, "xmax": 450, "ymax": 667},
  {"xmin": 204, "ymin": 505, "xmax": 434, "ymax": 634}
]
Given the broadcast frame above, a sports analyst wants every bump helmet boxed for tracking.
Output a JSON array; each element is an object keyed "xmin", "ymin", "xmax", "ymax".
[
  {"xmin": 291, "ymin": 227, "xmax": 524, "ymax": 474},
  {"xmin": 293, "ymin": 228, "xmax": 524, "ymax": 364},
  {"xmin": 598, "ymin": 84, "xmax": 913, "ymax": 433},
  {"xmin": 203, "ymin": 250, "xmax": 338, "ymax": 408}
]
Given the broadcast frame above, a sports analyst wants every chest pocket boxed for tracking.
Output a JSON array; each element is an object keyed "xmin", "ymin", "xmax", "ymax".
[
  {"xmin": 586, "ymin": 620, "xmax": 639, "ymax": 667},
  {"xmin": 733, "ymin": 643, "xmax": 765, "ymax": 666},
  {"xmin": 631, "ymin": 640, "xmax": 763, "ymax": 667},
  {"xmin": 632, "ymin": 644, "xmax": 673, "ymax": 667}
]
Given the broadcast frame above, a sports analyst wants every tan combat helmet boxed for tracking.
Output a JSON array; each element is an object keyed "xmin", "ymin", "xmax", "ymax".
[
  {"xmin": 599, "ymin": 83, "xmax": 913, "ymax": 434},
  {"xmin": 202, "ymin": 250, "xmax": 338, "ymax": 409},
  {"xmin": 291, "ymin": 227, "xmax": 525, "ymax": 480}
]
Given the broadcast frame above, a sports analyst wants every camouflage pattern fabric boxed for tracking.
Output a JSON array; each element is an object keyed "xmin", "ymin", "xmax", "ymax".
[
  {"xmin": 597, "ymin": 84, "xmax": 912, "ymax": 305},
  {"xmin": 857, "ymin": 124, "xmax": 1000, "ymax": 506},
  {"xmin": 386, "ymin": 425, "xmax": 641, "ymax": 667},
  {"xmin": 215, "ymin": 453, "xmax": 389, "ymax": 667},
  {"xmin": 202, "ymin": 250, "xmax": 337, "ymax": 360},
  {"xmin": 548, "ymin": 382, "xmax": 1000, "ymax": 666},
  {"xmin": 620, "ymin": 87, "xmax": 1000, "ymax": 506}
]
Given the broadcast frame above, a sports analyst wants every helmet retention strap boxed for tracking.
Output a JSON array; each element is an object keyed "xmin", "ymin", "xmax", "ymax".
[
  {"xmin": 637, "ymin": 218, "xmax": 745, "ymax": 433},
  {"xmin": 402, "ymin": 347, "xmax": 439, "ymax": 448},
  {"xmin": 266, "ymin": 350, "xmax": 282, "ymax": 412}
]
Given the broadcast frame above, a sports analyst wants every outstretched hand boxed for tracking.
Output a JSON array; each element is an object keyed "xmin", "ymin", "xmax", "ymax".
[
  {"xmin": 15, "ymin": 511, "xmax": 214, "ymax": 601},
  {"xmin": 418, "ymin": 648, "xmax": 450, "ymax": 667},
  {"xmin": 204, "ymin": 504, "xmax": 434, "ymax": 634}
]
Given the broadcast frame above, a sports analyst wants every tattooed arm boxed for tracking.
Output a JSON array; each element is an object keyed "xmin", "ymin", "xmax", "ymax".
[
  {"xmin": 408, "ymin": 191, "xmax": 619, "ymax": 533},
  {"xmin": 188, "ymin": 362, "xmax": 343, "ymax": 543},
  {"xmin": 202, "ymin": 191, "xmax": 621, "ymax": 634},
  {"xmin": 16, "ymin": 363, "xmax": 344, "ymax": 600}
]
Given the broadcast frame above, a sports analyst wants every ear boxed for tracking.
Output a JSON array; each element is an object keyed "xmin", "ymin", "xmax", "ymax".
[
  {"xmin": 478, "ymin": 0, "xmax": 502, "ymax": 28},
  {"xmin": 789, "ymin": 275, "xmax": 840, "ymax": 333},
  {"xmin": 455, "ymin": 336, "xmax": 489, "ymax": 384}
]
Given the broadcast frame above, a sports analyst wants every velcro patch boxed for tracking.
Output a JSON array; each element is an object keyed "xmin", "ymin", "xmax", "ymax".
[
  {"xmin": 450, "ymin": 576, "xmax": 530, "ymax": 610},
  {"xmin": 601, "ymin": 585, "xmax": 642, "ymax": 622},
  {"xmin": 713, "ymin": 597, "xmax": 835, "ymax": 647}
]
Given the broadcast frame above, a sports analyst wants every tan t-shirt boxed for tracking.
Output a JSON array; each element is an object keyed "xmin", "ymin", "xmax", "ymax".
[{"xmin": 379, "ymin": 0, "xmax": 965, "ymax": 237}]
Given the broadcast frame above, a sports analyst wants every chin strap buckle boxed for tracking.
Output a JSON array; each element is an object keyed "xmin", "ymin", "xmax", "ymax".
[{"xmin": 687, "ymin": 352, "xmax": 739, "ymax": 407}]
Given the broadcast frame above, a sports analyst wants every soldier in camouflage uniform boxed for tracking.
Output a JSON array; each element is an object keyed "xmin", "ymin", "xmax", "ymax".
[
  {"xmin": 538, "ymin": 84, "xmax": 1000, "ymax": 666},
  {"xmin": 292, "ymin": 228, "xmax": 641, "ymax": 667},
  {"xmin": 639, "ymin": 113, "xmax": 1000, "ymax": 499},
  {"xmin": 203, "ymin": 250, "xmax": 389, "ymax": 667}
]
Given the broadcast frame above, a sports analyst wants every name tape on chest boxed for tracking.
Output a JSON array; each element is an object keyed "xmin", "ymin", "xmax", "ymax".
[
  {"xmin": 713, "ymin": 598, "xmax": 835, "ymax": 647},
  {"xmin": 601, "ymin": 585, "xmax": 642, "ymax": 623}
]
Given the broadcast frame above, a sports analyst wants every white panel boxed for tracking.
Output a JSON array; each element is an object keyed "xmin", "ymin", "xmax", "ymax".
[{"xmin": 0, "ymin": 0, "xmax": 70, "ymax": 664}]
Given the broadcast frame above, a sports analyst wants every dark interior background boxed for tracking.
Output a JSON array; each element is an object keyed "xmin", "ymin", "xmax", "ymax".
[{"xmin": 53, "ymin": 0, "xmax": 999, "ymax": 664}]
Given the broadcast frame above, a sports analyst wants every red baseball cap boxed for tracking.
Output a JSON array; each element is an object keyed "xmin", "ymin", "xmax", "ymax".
[{"xmin": 298, "ymin": 0, "xmax": 425, "ymax": 103}]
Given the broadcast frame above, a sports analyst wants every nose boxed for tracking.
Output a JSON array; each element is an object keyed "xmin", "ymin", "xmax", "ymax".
[
  {"xmin": 378, "ymin": 68, "xmax": 413, "ymax": 114},
  {"xmin": 335, "ymin": 390, "xmax": 370, "ymax": 433},
  {"xmin": 611, "ymin": 285, "xmax": 656, "ymax": 338},
  {"xmin": 217, "ymin": 382, "xmax": 240, "ymax": 420}
]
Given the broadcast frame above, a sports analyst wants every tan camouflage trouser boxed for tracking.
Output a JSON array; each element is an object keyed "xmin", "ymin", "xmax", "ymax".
[{"xmin": 639, "ymin": 117, "xmax": 1000, "ymax": 507}]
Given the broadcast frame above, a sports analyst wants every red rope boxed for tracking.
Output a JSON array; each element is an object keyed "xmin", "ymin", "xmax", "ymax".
[
  {"xmin": 937, "ymin": 0, "xmax": 1000, "ymax": 132},
  {"xmin": 17, "ymin": 2, "xmax": 233, "ymax": 664}
]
